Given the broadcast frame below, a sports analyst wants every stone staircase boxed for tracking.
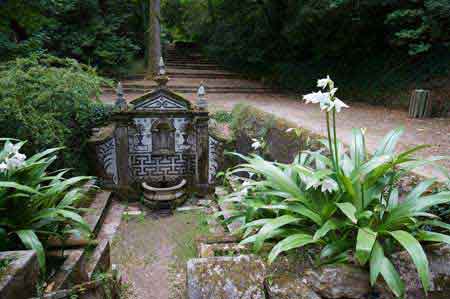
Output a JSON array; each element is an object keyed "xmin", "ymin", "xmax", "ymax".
[
  {"xmin": 101, "ymin": 43, "xmax": 279, "ymax": 101},
  {"xmin": 44, "ymin": 190, "xmax": 125, "ymax": 296}
]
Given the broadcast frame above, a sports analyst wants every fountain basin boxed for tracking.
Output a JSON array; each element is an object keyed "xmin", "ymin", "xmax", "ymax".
[{"xmin": 142, "ymin": 179, "xmax": 188, "ymax": 210}]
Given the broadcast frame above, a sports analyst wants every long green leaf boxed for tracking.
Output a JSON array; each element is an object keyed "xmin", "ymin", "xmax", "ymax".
[
  {"xmin": 259, "ymin": 215, "xmax": 300, "ymax": 235},
  {"xmin": 0, "ymin": 182, "xmax": 40, "ymax": 194},
  {"xmin": 380, "ymin": 257, "xmax": 405, "ymax": 297},
  {"xmin": 416, "ymin": 231, "xmax": 450, "ymax": 244},
  {"xmin": 370, "ymin": 241, "xmax": 384, "ymax": 285},
  {"xmin": 374, "ymin": 127, "xmax": 404, "ymax": 156},
  {"xmin": 389, "ymin": 230, "xmax": 430, "ymax": 293},
  {"xmin": 16, "ymin": 230, "xmax": 45, "ymax": 273},
  {"xmin": 336, "ymin": 202, "xmax": 357, "ymax": 224},
  {"xmin": 356, "ymin": 227, "xmax": 377, "ymax": 265},
  {"xmin": 350, "ymin": 128, "xmax": 366, "ymax": 169},
  {"xmin": 370, "ymin": 241, "xmax": 404, "ymax": 297},
  {"xmin": 268, "ymin": 233, "xmax": 315, "ymax": 264},
  {"xmin": 314, "ymin": 219, "xmax": 339, "ymax": 241}
]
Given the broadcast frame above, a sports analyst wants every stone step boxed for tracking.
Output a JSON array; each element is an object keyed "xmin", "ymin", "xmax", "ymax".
[
  {"xmin": 103, "ymin": 86, "xmax": 279, "ymax": 94},
  {"xmin": 44, "ymin": 193, "xmax": 120, "ymax": 292},
  {"xmin": 123, "ymin": 72, "xmax": 241, "ymax": 80},
  {"xmin": 166, "ymin": 64, "xmax": 223, "ymax": 70},
  {"xmin": 165, "ymin": 59, "xmax": 215, "ymax": 64},
  {"xmin": 166, "ymin": 63, "xmax": 220, "ymax": 68},
  {"xmin": 83, "ymin": 199, "xmax": 125, "ymax": 280},
  {"xmin": 85, "ymin": 190, "xmax": 112, "ymax": 237}
]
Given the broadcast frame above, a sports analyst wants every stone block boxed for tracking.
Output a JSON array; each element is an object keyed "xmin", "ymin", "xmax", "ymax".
[
  {"xmin": 304, "ymin": 265, "xmax": 370, "ymax": 299},
  {"xmin": 186, "ymin": 255, "xmax": 266, "ymax": 299},
  {"xmin": 265, "ymin": 274, "xmax": 322, "ymax": 299},
  {"xmin": 0, "ymin": 251, "xmax": 39, "ymax": 299}
]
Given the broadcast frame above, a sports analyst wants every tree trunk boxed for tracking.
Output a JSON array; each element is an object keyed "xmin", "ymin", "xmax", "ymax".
[{"xmin": 147, "ymin": 0, "xmax": 161, "ymax": 78}]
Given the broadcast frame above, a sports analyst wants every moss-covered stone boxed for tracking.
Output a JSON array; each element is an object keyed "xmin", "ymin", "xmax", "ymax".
[
  {"xmin": 304, "ymin": 264, "xmax": 370, "ymax": 299},
  {"xmin": 265, "ymin": 273, "xmax": 322, "ymax": 299},
  {"xmin": 0, "ymin": 251, "xmax": 39, "ymax": 299},
  {"xmin": 186, "ymin": 255, "xmax": 266, "ymax": 299}
]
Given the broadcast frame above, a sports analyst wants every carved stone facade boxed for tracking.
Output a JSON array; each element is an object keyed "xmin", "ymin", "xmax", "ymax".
[{"xmin": 89, "ymin": 78, "xmax": 221, "ymax": 196}]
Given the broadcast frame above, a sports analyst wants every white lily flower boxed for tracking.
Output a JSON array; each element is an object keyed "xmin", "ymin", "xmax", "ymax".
[
  {"xmin": 286, "ymin": 128, "xmax": 294, "ymax": 133},
  {"xmin": 304, "ymin": 176, "xmax": 321, "ymax": 190},
  {"xmin": 4, "ymin": 142, "xmax": 21, "ymax": 155},
  {"xmin": 333, "ymin": 98, "xmax": 349, "ymax": 113},
  {"xmin": 0, "ymin": 162, "xmax": 7, "ymax": 173},
  {"xmin": 5, "ymin": 153, "xmax": 26, "ymax": 170},
  {"xmin": 303, "ymin": 91, "xmax": 329, "ymax": 104},
  {"xmin": 251, "ymin": 138, "xmax": 262, "ymax": 150},
  {"xmin": 320, "ymin": 96, "xmax": 333, "ymax": 111},
  {"xmin": 14, "ymin": 153, "xmax": 26, "ymax": 162},
  {"xmin": 321, "ymin": 178, "xmax": 338, "ymax": 193},
  {"xmin": 317, "ymin": 75, "xmax": 334, "ymax": 90}
]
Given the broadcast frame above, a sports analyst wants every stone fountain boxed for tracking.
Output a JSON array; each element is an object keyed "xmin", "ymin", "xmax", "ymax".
[{"xmin": 89, "ymin": 58, "xmax": 224, "ymax": 209}]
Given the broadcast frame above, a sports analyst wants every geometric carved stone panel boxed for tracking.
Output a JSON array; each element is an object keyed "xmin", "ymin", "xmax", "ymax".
[
  {"xmin": 134, "ymin": 96, "xmax": 187, "ymax": 111},
  {"xmin": 129, "ymin": 153, "xmax": 195, "ymax": 183},
  {"xmin": 96, "ymin": 137, "xmax": 118, "ymax": 184},
  {"xmin": 209, "ymin": 136, "xmax": 222, "ymax": 184}
]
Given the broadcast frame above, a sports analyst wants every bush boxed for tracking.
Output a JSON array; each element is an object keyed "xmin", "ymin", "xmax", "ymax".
[
  {"xmin": 0, "ymin": 140, "xmax": 92, "ymax": 274},
  {"xmin": 0, "ymin": 54, "xmax": 112, "ymax": 175}
]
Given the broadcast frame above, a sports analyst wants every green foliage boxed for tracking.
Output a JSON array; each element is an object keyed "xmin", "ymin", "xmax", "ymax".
[
  {"xmin": 219, "ymin": 78, "xmax": 450, "ymax": 298},
  {"xmin": 0, "ymin": 140, "xmax": 92, "ymax": 274},
  {"xmin": 0, "ymin": 0, "xmax": 142, "ymax": 74},
  {"xmin": 0, "ymin": 54, "xmax": 112, "ymax": 174},
  {"xmin": 211, "ymin": 110, "xmax": 233, "ymax": 124}
]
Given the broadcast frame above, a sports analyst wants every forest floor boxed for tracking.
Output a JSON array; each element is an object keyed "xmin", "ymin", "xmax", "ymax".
[{"xmin": 99, "ymin": 49, "xmax": 450, "ymax": 181}]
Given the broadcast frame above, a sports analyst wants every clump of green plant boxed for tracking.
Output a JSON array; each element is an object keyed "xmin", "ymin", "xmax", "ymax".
[
  {"xmin": 0, "ymin": 54, "xmax": 112, "ymax": 174},
  {"xmin": 220, "ymin": 76, "xmax": 450, "ymax": 298},
  {"xmin": 211, "ymin": 110, "xmax": 233, "ymax": 124},
  {"xmin": 0, "ymin": 139, "xmax": 92, "ymax": 274}
]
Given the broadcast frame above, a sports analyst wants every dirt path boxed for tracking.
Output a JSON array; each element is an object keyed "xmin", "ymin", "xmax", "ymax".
[
  {"xmin": 100, "ymin": 47, "xmax": 449, "ymax": 181},
  {"xmin": 111, "ymin": 206, "xmax": 209, "ymax": 299}
]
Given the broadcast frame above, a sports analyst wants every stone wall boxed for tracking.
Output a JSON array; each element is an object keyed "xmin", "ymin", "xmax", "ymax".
[{"xmin": 228, "ymin": 103, "xmax": 323, "ymax": 164}]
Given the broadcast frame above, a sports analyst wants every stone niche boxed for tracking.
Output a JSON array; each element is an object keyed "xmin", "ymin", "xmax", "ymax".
[{"xmin": 89, "ymin": 77, "xmax": 223, "ymax": 200}]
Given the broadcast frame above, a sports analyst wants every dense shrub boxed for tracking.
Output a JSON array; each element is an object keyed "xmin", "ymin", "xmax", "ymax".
[
  {"xmin": 0, "ymin": 0, "xmax": 142, "ymax": 74},
  {"xmin": 0, "ymin": 54, "xmax": 112, "ymax": 175}
]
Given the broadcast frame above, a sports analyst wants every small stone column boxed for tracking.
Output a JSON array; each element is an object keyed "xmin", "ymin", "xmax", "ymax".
[
  {"xmin": 114, "ymin": 120, "xmax": 130, "ymax": 195},
  {"xmin": 195, "ymin": 114, "xmax": 210, "ymax": 196}
]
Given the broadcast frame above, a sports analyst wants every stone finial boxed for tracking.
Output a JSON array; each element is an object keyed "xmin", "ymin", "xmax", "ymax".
[
  {"xmin": 115, "ymin": 82, "xmax": 127, "ymax": 111},
  {"xmin": 196, "ymin": 82, "xmax": 208, "ymax": 110},
  {"xmin": 155, "ymin": 56, "xmax": 169, "ymax": 87},
  {"xmin": 159, "ymin": 56, "xmax": 166, "ymax": 76}
]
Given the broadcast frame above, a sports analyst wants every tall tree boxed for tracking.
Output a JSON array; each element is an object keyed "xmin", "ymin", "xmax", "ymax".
[{"xmin": 147, "ymin": 0, "xmax": 162, "ymax": 78}]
